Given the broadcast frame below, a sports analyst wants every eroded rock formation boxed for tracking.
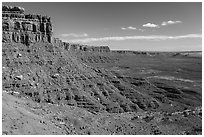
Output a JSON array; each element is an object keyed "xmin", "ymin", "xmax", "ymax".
[
  {"xmin": 52, "ymin": 38, "xmax": 110, "ymax": 52},
  {"xmin": 2, "ymin": 5, "xmax": 52, "ymax": 45},
  {"xmin": 2, "ymin": 5, "xmax": 110, "ymax": 52},
  {"xmin": 62, "ymin": 42, "xmax": 110, "ymax": 52}
]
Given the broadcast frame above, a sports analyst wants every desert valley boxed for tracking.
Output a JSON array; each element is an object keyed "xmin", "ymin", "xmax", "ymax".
[{"xmin": 2, "ymin": 4, "xmax": 202, "ymax": 135}]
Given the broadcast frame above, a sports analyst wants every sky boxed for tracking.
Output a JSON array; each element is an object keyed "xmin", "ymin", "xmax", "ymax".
[{"xmin": 3, "ymin": 2, "xmax": 202, "ymax": 51}]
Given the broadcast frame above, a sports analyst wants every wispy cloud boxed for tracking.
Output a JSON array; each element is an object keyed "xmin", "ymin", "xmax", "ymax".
[
  {"xmin": 138, "ymin": 28, "xmax": 145, "ymax": 32},
  {"xmin": 161, "ymin": 20, "xmax": 182, "ymax": 26},
  {"xmin": 121, "ymin": 26, "xmax": 137, "ymax": 30},
  {"xmin": 142, "ymin": 23, "xmax": 159, "ymax": 28},
  {"xmin": 68, "ymin": 34, "xmax": 201, "ymax": 43},
  {"xmin": 121, "ymin": 27, "xmax": 127, "ymax": 30},
  {"xmin": 121, "ymin": 26, "xmax": 145, "ymax": 32},
  {"xmin": 141, "ymin": 20, "xmax": 182, "ymax": 28},
  {"xmin": 127, "ymin": 26, "xmax": 137, "ymax": 30},
  {"xmin": 60, "ymin": 33, "xmax": 88, "ymax": 38}
]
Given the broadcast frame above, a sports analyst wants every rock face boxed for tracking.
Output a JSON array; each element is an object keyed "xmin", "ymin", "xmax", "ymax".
[
  {"xmin": 2, "ymin": 5, "xmax": 110, "ymax": 52},
  {"xmin": 53, "ymin": 37, "xmax": 63, "ymax": 48},
  {"xmin": 62, "ymin": 42, "xmax": 110, "ymax": 52},
  {"xmin": 2, "ymin": 5, "xmax": 53, "ymax": 45},
  {"xmin": 52, "ymin": 39, "xmax": 110, "ymax": 52}
]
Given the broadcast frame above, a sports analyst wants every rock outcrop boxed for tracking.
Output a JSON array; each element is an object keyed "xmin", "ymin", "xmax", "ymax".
[
  {"xmin": 2, "ymin": 5, "xmax": 110, "ymax": 52},
  {"xmin": 52, "ymin": 38, "xmax": 110, "ymax": 52},
  {"xmin": 62, "ymin": 42, "xmax": 110, "ymax": 52},
  {"xmin": 2, "ymin": 5, "xmax": 52, "ymax": 45}
]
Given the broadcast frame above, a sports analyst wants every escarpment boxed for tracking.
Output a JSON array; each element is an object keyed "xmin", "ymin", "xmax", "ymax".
[
  {"xmin": 2, "ymin": 5, "xmax": 173, "ymax": 114},
  {"xmin": 2, "ymin": 5, "xmax": 110, "ymax": 52},
  {"xmin": 2, "ymin": 5, "xmax": 52, "ymax": 45},
  {"xmin": 3, "ymin": 42, "xmax": 164, "ymax": 113}
]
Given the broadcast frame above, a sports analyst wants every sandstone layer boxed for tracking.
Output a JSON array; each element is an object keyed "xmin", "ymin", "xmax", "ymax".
[{"xmin": 2, "ymin": 5, "xmax": 52, "ymax": 45}]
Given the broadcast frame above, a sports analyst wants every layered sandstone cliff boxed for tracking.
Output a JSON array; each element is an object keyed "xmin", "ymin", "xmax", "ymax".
[
  {"xmin": 62, "ymin": 42, "xmax": 110, "ymax": 52},
  {"xmin": 2, "ymin": 5, "xmax": 52, "ymax": 45},
  {"xmin": 2, "ymin": 5, "xmax": 110, "ymax": 52}
]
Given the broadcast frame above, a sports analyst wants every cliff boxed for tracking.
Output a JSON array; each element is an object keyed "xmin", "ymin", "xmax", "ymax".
[
  {"xmin": 2, "ymin": 5, "xmax": 52, "ymax": 45},
  {"xmin": 63, "ymin": 42, "xmax": 110, "ymax": 52},
  {"xmin": 2, "ymin": 5, "xmax": 110, "ymax": 52},
  {"xmin": 52, "ymin": 38, "xmax": 110, "ymax": 52}
]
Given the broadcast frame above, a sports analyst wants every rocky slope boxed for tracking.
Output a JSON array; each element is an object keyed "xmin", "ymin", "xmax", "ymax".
[
  {"xmin": 2, "ymin": 42, "xmax": 165, "ymax": 113},
  {"xmin": 2, "ymin": 42, "xmax": 202, "ymax": 134},
  {"xmin": 2, "ymin": 91, "xmax": 202, "ymax": 135}
]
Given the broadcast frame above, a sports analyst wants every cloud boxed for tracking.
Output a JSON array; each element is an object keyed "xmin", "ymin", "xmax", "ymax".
[
  {"xmin": 121, "ymin": 26, "xmax": 137, "ymax": 30},
  {"xmin": 60, "ymin": 33, "xmax": 88, "ymax": 37},
  {"xmin": 121, "ymin": 27, "xmax": 127, "ymax": 30},
  {"xmin": 142, "ymin": 23, "xmax": 159, "ymax": 28},
  {"xmin": 127, "ymin": 26, "xmax": 137, "ymax": 30},
  {"xmin": 161, "ymin": 20, "xmax": 182, "ymax": 26},
  {"xmin": 68, "ymin": 34, "xmax": 201, "ymax": 43},
  {"xmin": 138, "ymin": 28, "xmax": 145, "ymax": 32},
  {"xmin": 121, "ymin": 26, "xmax": 145, "ymax": 31}
]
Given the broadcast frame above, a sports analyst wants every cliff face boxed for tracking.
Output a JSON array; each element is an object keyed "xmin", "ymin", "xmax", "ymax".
[
  {"xmin": 52, "ymin": 38, "xmax": 110, "ymax": 52},
  {"xmin": 63, "ymin": 42, "xmax": 110, "ymax": 52},
  {"xmin": 2, "ymin": 5, "xmax": 110, "ymax": 52},
  {"xmin": 2, "ymin": 5, "xmax": 52, "ymax": 45}
]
